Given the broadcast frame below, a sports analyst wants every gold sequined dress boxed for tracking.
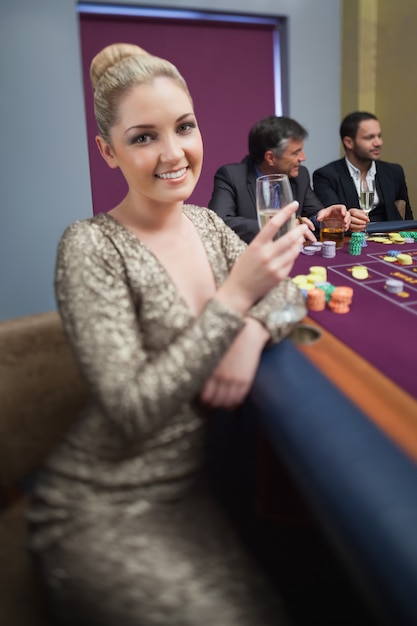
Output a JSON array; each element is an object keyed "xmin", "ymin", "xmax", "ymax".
[{"xmin": 28, "ymin": 206, "xmax": 304, "ymax": 626}]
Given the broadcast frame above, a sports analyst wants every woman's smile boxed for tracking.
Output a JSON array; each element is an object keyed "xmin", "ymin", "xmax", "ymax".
[{"xmin": 155, "ymin": 166, "xmax": 188, "ymax": 180}]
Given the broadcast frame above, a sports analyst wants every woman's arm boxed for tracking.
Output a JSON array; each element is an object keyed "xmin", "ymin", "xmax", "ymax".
[
  {"xmin": 55, "ymin": 220, "xmax": 245, "ymax": 438},
  {"xmin": 199, "ymin": 316, "xmax": 269, "ymax": 409}
]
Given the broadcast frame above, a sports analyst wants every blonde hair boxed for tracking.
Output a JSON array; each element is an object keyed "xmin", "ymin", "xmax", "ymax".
[{"xmin": 90, "ymin": 43, "xmax": 192, "ymax": 144}]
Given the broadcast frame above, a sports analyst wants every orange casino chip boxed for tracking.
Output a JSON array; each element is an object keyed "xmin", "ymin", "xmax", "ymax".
[
  {"xmin": 328, "ymin": 286, "xmax": 353, "ymax": 314},
  {"xmin": 307, "ymin": 287, "xmax": 326, "ymax": 311}
]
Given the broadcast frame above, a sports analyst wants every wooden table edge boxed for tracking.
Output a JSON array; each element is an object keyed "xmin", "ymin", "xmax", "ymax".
[{"xmin": 296, "ymin": 316, "xmax": 417, "ymax": 462}]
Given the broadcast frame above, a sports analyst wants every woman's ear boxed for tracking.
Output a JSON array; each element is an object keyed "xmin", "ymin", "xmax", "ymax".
[{"xmin": 95, "ymin": 135, "xmax": 119, "ymax": 169}]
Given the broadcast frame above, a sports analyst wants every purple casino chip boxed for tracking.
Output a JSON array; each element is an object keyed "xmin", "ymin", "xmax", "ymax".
[
  {"xmin": 385, "ymin": 278, "xmax": 404, "ymax": 294},
  {"xmin": 322, "ymin": 241, "xmax": 336, "ymax": 258},
  {"xmin": 301, "ymin": 246, "xmax": 317, "ymax": 256}
]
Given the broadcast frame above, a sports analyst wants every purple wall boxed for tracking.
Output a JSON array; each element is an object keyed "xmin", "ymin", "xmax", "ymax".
[{"xmin": 79, "ymin": 13, "xmax": 276, "ymax": 213}]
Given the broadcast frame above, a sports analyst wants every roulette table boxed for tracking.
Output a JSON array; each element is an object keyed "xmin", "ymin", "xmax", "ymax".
[
  {"xmin": 248, "ymin": 229, "xmax": 417, "ymax": 625},
  {"xmin": 291, "ymin": 234, "xmax": 417, "ymax": 458}
]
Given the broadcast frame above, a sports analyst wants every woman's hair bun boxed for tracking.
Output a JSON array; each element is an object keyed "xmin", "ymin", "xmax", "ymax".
[{"xmin": 90, "ymin": 42, "xmax": 150, "ymax": 91}]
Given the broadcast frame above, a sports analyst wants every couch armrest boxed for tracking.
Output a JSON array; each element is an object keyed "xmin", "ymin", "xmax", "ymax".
[{"xmin": 0, "ymin": 311, "xmax": 87, "ymax": 487}]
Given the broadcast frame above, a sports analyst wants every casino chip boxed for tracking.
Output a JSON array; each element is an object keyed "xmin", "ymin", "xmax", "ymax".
[
  {"xmin": 389, "ymin": 233, "xmax": 405, "ymax": 244},
  {"xmin": 348, "ymin": 233, "xmax": 362, "ymax": 256},
  {"xmin": 397, "ymin": 253, "xmax": 413, "ymax": 265},
  {"xmin": 384, "ymin": 250, "xmax": 401, "ymax": 263},
  {"xmin": 328, "ymin": 286, "xmax": 353, "ymax": 314},
  {"xmin": 301, "ymin": 245, "xmax": 316, "ymax": 256},
  {"xmin": 292, "ymin": 274, "xmax": 309, "ymax": 286},
  {"xmin": 309, "ymin": 266, "xmax": 327, "ymax": 282},
  {"xmin": 351, "ymin": 265, "xmax": 368, "ymax": 280},
  {"xmin": 385, "ymin": 278, "xmax": 404, "ymax": 294},
  {"xmin": 311, "ymin": 242, "xmax": 323, "ymax": 251},
  {"xmin": 399, "ymin": 231, "xmax": 417, "ymax": 240},
  {"xmin": 322, "ymin": 241, "xmax": 336, "ymax": 258},
  {"xmin": 316, "ymin": 282, "xmax": 336, "ymax": 302},
  {"xmin": 292, "ymin": 275, "xmax": 315, "ymax": 294},
  {"xmin": 368, "ymin": 236, "xmax": 391, "ymax": 243},
  {"xmin": 307, "ymin": 288, "xmax": 326, "ymax": 311}
]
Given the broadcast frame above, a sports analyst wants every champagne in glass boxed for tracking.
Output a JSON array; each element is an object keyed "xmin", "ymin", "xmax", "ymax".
[
  {"xmin": 359, "ymin": 179, "xmax": 375, "ymax": 231},
  {"xmin": 256, "ymin": 174, "xmax": 296, "ymax": 239},
  {"xmin": 359, "ymin": 189, "xmax": 374, "ymax": 215},
  {"xmin": 256, "ymin": 173, "xmax": 305, "ymax": 324}
]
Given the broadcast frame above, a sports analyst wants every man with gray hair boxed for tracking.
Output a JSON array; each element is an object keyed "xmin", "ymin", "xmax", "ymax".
[{"xmin": 209, "ymin": 115, "xmax": 348, "ymax": 243}]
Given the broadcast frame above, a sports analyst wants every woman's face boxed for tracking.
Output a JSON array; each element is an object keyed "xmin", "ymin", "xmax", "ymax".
[{"xmin": 98, "ymin": 77, "xmax": 203, "ymax": 207}]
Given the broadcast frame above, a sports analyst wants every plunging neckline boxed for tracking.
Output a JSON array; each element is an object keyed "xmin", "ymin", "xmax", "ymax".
[{"xmin": 97, "ymin": 208, "xmax": 219, "ymax": 317}]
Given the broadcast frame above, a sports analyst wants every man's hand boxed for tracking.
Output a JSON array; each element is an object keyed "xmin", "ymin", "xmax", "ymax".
[
  {"xmin": 348, "ymin": 208, "xmax": 369, "ymax": 232},
  {"xmin": 299, "ymin": 216, "xmax": 315, "ymax": 231},
  {"xmin": 317, "ymin": 204, "xmax": 351, "ymax": 231}
]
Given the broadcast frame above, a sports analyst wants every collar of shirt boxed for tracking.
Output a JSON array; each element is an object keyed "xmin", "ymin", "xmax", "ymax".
[
  {"xmin": 255, "ymin": 165, "xmax": 263, "ymax": 179},
  {"xmin": 345, "ymin": 157, "xmax": 379, "ymax": 207},
  {"xmin": 254, "ymin": 165, "xmax": 296, "ymax": 185}
]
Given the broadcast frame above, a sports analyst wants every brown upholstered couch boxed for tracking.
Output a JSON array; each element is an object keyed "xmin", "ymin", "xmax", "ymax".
[{"xmin": 0, "ymin": 311, "xmax": 87, "ymax": 625}]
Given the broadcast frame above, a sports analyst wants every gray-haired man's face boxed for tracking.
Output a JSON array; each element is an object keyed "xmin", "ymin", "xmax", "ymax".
[{"xmin": 271, "ymin": 138, "xmax": 306, "ymax": 178}]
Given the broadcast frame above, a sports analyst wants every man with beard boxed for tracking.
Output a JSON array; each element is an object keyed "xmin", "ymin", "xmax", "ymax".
[{"xmin": 313, "ymin": 111, "xmax": 413, "ymax": 232}]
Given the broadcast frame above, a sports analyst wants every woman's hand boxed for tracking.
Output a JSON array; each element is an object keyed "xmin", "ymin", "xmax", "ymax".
[
  {"xmin": 215, "ymin": 201, "xmax": 313, "ymax": 315},
  {"xmin": 200, "ymin": 317, "xmax": 269, "ymax": 409}
]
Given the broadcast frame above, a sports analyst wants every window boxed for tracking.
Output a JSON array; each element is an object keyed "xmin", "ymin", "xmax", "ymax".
[{"xmin": 78, "ymin": 3, "xmax": 287, "ymax": 211}]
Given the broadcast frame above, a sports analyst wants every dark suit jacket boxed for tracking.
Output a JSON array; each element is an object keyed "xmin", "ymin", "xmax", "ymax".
[
  {"xmin": 313, "ymin": 158, "xmax": 413, "ymax": 222},
  {"xmin": 208, "ymin": 155, "xmax": 323, "ymax": 244}
]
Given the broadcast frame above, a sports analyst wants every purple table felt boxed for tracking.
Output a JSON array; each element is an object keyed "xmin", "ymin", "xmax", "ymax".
[{"xmin": 291, "ymin": 239, "xmax": 417, "ymax": 401}]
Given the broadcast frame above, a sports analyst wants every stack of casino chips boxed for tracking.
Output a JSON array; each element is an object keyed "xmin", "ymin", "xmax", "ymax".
[
  {"xmin": 316, "ymin": 282, "xmax": 336, "ymax": 302},
  {"xmin": 301, "ymin": 245, "xmax": 316, "ymax": 256},
  {"xmin": 322, "ymin": 241, "xmax": 336, "ymax": 258},
  {"xmin": 307, "ymin": 287, "xmax": 326, "ymax": 311},
  {"xmin": 348, "ymin": 232, "xmax": 363, "ymax": 255},
  {"xmin": 309, "ymin": 266, "xmax": 327, "ymax": 283},
  {"xmin": 328, "ymin": 286, "xmax": 354, "ymax": 314},
  {"xmin": 385, "ymin": 278, "xmax": 404, "ymax": 294},
  {"xmin": 397, "ymin": 253, "xmax": 413, "ymax": 265},
  {"xmin": 399, "ymin": 231, "xmax": 417, "ymax": 241}
]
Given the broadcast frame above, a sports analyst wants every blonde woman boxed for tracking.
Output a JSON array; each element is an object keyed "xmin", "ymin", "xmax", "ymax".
[{"xmin": 28, "ymin": 42, "xmax": 313, "ymax": 625}]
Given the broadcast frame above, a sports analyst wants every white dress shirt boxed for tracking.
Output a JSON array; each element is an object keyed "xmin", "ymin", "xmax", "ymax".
[{"xmin": 345, "ymin": 157, "xmax": 379, "ymax": 208}]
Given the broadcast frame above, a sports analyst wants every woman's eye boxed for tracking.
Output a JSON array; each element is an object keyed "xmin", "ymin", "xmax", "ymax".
[
  {"xmin": 132, "ymin": 134, "xmax": 153, "ymax": 145},
  {"xmin": 178, "ymin": 122, "xmax": 195, "ymax": 134}
]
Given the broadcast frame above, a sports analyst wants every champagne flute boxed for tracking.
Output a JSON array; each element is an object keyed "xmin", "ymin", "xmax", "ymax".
[
  {"xmin": 359, "ymin": 178, "xmax": 375, "ymax": 237},
  {"xmin": 256, "ymin": 173, "xmax": 305, "ymax": 324},
  {"xmin": 256, "ymin": 173, "xmax": 296, "ymax": 238}
]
